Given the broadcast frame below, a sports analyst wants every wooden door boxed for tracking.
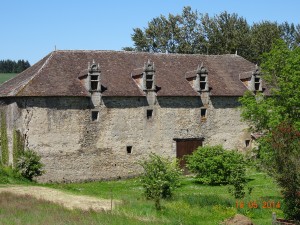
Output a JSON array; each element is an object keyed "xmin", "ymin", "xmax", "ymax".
[{"xmin": 176, "ymin": 139, "xmax": 203, "ymax": 172}]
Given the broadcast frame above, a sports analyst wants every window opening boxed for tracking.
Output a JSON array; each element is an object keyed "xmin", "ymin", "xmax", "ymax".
[
  {"xmin": 146, "ymin": 81, "xmax": 153, "ymax": 89},
  {"xmin": 146, "ymin": 74, "xmax": 153, "ymax": 80},
  {"xmin": 245, "ymin": 140, "xmax": 250, "ymax": 147},
  {"xmin": 91, "ymin": 81, "xmax": 98, "ymax": 90},
  {"xmin": 147, "ymin": 109, "xmax": 153, "ymax": 119},
  {"xmin": 126, "ymin": 146, "xmax": 132, "ymax": 154},
  {"xmin": 91, "ymin": 111, "xmax": 99, "ymax": 121},
  {"xmin": 254, "ymin": 77, "xmax": 260, "ymax": 91},
  {"xmin": 201, "ymin": 108, "xmax": 207, "ymax": 121}
]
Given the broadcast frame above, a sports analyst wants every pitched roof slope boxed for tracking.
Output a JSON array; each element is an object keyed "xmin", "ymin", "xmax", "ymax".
[{"xmin": 0, "ymin": 50, "xmax": 256, "ymax": 97}]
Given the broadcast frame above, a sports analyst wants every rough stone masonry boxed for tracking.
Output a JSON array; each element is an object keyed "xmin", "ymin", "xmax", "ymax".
[{"xmin": 0, "ymin": 50, "xmax": 265, "ymax": 182}]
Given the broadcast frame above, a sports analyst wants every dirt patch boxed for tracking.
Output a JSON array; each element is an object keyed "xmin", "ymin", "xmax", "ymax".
[
  {"xmin": 223, "ymin": 214, "xmax": 254, "ymax": 225},
  {"xmin": 0, "ymin": 185, "xmax": 119, "ymax": 212}
]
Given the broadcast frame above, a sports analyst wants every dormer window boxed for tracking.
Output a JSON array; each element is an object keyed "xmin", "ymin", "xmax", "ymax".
[
  {"xmin": 254, "ymin": 77, "xmax": 261, "ymax": 91},
  {"xmin": 143, "ymin": 60, "xmax": 155, "ymax": 91},
  {"xmin": 197, "ymin": 63, "xmax": 209, "ymax": 92},
  {"xmin": 200, "ymin": 76, "xmax": 207, "ymax": 90},
  {"xmin": 91, "ymin": 75, "xmax": 100, "ymax": 91},
  {"xmin": 251, "ymin": 65, "xmax": 262, "ymax": 92},
  {"xmin": 88, "ymin": 60, "xmax": 101, "ymax": 92}
]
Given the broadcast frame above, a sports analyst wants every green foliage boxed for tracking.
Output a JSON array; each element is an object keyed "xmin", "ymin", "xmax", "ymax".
[
  {"xmin": 13, "ymin": 129, "xmax": 24, "ymax": 167},
  {"xmin": 126, "ymin": 6, "xmax": 300, "ymax": 63},
  {"xmin": 139, "ymin": 153, "xmax": 181, "ymax": 210},
  {"xmin": 0, "ymin": 165, "xmax": 28, "ymax": 184},
  {"xmin": 16, "ymin": 149, "xmax": 44, "ymax": 181},
  {"xmin": 240, "ymin": 40, "xmax": 300, "ymax": 221},
  {"xmin": 1, "ymin": 112, "xmax": 9, "ymax": 165},
  {"xmin": 0, "ymin": 59, "xmax": 30, "ymax": 73},
  {"xmin": 240, "ymin": 40, "xmax": 300, "ymax": 131},
  {"xmin": 186, "ymin": 145, "xmax": 246, "ymax": 186},
  {"xmin": 0, "ymin": 73, "xmax": 18, "ymax": 84},
  {"xmin": 267, "ymin": 122, "xmax": 300, "ymax": 220}
]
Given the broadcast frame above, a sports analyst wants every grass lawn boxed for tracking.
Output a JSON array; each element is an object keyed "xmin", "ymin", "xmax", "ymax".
[
  {"xmin": 0, "ymin": 73, "xmax": 17, "ymax": 84},
  {"xmin": 41, "ymin": 168, "xmax": 283, "ymax": 225},
  {"xmin": 0, "ymin": 165, "xmax": 284, "ymax": 224}
]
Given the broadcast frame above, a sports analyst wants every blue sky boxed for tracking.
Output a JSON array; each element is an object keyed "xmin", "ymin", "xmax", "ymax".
[{"xmin": 1, "ymin": 0, "xmax": 300, "ymax": 65}]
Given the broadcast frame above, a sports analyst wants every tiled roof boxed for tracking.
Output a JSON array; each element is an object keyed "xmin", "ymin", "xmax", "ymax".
[{"xmin": 0, "ymin": 50, "xmax": 257, "ymax": 97}]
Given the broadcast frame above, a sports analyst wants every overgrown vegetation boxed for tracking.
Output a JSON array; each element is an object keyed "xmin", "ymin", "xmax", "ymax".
[
  {"xmin": 139, "ymin": 153, "xmax": 181, "ymax": 210},
  {"xmin": 1, "ymin": 111, "xmax": 9, "ymax": 165},
  {"xmin": 13, "ymin": 129, "xmax": 24, "ymax": 167},
  {"xmin": 16, "ymin": 149, "xmax": 45, "ymax": 181},
  {"xmin": 240, "ymin": 40, "xmax": 300, "ymax": 221}
]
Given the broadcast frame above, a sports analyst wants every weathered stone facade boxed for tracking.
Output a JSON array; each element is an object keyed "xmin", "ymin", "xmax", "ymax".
[
  {"xmin": 0, "ymin": 50, "xmax": 261, "ymax": 182},
  {"xmin": 1, "ymin": 95, "xmax": 249, "ymax": 182}
]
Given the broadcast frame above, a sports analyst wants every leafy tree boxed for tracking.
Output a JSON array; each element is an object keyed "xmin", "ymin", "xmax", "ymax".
[
  {"xmin": 239, "ymin": 40, "xmax": 300, "ymax": 220},
  {"xmin": 139, "ymin": 153, "xmax": 181, "ymax": 210},
  {"xmin": 126, "ymin": 6, "xmax": 300, "ymax": 64},
  {"xmin": 279, "ymin": 22, "xmax": 300, "ymax": 50},
  {"xmin": 201, "ymin": 11, "xmax": 251, "ymax": 57},
  {"xmin": 249, "ymin": 21, "xmax": 282, "ymax": 63},
  {"xmin": 130, "ymin": 6, "xmax": 205, "ymax": 54}
]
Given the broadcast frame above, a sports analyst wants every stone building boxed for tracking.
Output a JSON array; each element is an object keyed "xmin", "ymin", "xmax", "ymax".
[{"xmin": 0, "ymin": 50, "xmax": 264, "ymax": 182}]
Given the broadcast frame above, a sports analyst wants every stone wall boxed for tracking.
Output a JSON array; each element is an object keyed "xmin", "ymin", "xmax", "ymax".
[{"xmin": 0, "ymin": 95, "xmax": 250, "ymax": 182}]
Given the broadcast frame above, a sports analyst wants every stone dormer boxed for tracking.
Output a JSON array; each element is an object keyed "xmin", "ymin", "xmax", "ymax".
[
  {"xmin": 196, "ymin": 63, "xmax": 209, "ymax": 92},
  {"xmin": 143, "ymin": 60, "xmax": 156, "ymax": 91},
  {"xmin": 88, "ymin": 60, "xmax": 101, "ymax": 92},
  {"xmin": 186, "ymin": 63, "xmax": 209, "ymax": 92},
  {"xmin": 250, "ymin": 65, "xmax": 262, "ymax": 92}
]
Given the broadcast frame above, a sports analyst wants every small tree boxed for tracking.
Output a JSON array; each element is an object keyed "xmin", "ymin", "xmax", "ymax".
[
  {"xmin": 139, "ymin": 153, "xmax": 181, "ymax": 210},
  {"xmin": 16, "ymin": 149, "xmax": 44, "ymax": 181}
]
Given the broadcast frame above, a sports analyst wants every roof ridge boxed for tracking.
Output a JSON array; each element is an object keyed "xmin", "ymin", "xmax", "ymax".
[
  {"xmin": 52, "ymin": 50, "xmax": 243, "ymax": 58},
  {"xmin": 14, "ymin": 52, "xmax": 54, "ymax": 96}
]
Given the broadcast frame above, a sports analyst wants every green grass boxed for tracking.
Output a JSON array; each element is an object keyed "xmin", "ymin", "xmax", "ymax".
[
  {"xmin": 41, "ymin": 169, "xmax": 283, "ymax": 225},
  {"xmin": 0, "ymin": 166, "xmax": 284, "ymax": 224},
  {"xmin": 0, "ymin": 73, "xmax": 17, "ymax": 84}
]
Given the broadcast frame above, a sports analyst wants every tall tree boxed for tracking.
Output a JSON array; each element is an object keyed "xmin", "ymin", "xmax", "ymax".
[
  {"xmin": 201, "ymin": 11, "xmax": 251, "ymax": 57},
  {"xmin": 239, "ymin": 40, "xmax": 300, "ymax": 220},
  {"xmin": 125, "ymin": 6, "xmax": 300, "ymax": 64},
  {"xmin": 249, "ymin": 21, "xmax": 282, "ymax": 63}
]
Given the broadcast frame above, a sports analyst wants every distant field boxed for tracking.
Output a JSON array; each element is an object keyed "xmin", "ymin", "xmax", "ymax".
[{"xmin": 0, "ymin": 73, "xmax": 17, "ymax": 84}]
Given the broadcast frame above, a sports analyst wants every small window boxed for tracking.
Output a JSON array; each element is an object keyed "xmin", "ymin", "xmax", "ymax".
[
  {"xmin": 91, "ymin": 81, "xmax": 98, "ymax": 90},
  {"xmin": 254, "ymin": 77, "xmax": 260, "ymax": 91},
  {"xmin": 126, "ymin": 146, "xmax": 132, "ymax": 154},
  {"xmin": 200, "ymin": 76, "xmax": 206, "ymax": 81},
  {"xmin": 146, "ymin": 80, "xmax": 153, "ymax": 89},
  {"xmin": 147, "ymin": 109, "xmax": 153, "ymax": 119},
  {"xmin": 91, "ymin": 75, "xmax": 99, "ymax": 81},
  {"xmin": 146, "ymin": 74, "xmax": 153, "ymax": 80},
  {"xmin": 91, "ymin": 111, "xmax": 99, "ymax": 121},
  {"xmin": 200, "ymin": 82, "xmax": 206, "ymax": 90},
  {"xmin": 201, "ymin": 108, "xmax": 207, "ymax": 121},
  {"xmin": 245, "ymin": 140, "xmax": 250, "ymax": 147}
]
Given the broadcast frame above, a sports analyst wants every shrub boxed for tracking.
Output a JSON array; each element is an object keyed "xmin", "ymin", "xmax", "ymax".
[
  {"xmin": 0, "ymin": 165, "xmax": 26, "ymax": 184},
  {"xmin": 16, "ymin": 149, "xmax": 44, "ymax": 181},
  {"xmin": 186, "ymin": 145, "xmax": 246, "ymax": 185},
  {"xmin": 186, "ymin": 145, "xmax": 248, "ymax": 198},
  {"xmin": 139, "ymin": 153, "xmax": 181, "ymax": 210}
]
